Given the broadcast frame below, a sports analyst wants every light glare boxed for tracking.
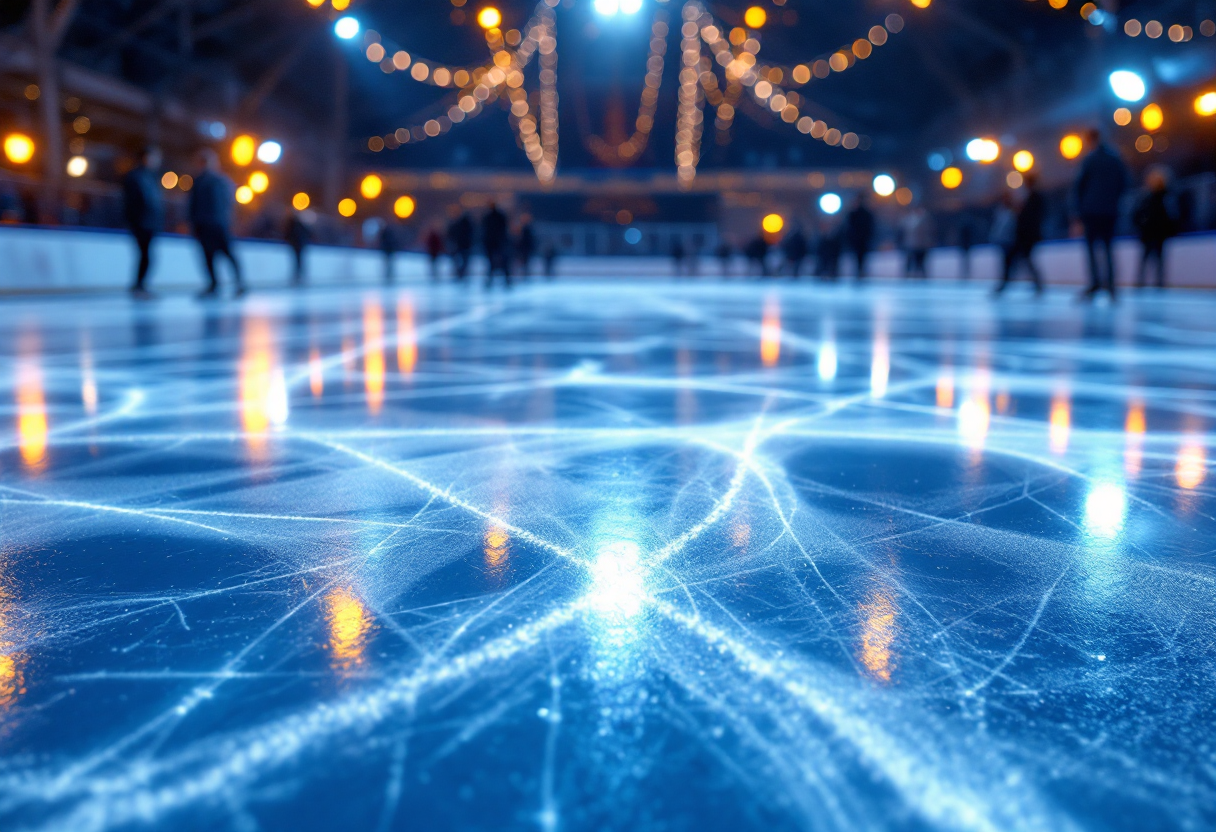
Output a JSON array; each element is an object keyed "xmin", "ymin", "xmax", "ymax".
[
  {"xmin": 256, "ymin": 141, "xmax": 282, "ymax": 164},
  {"xmin": 872, "ymin": 174, "xmax": 896, "ymax": 196},
  {"xmin": 334, "ymin": 16, "xmax": 360, "ymax": 39},
  {"xmin": 1109, "ymin": 70, "xmax": 1146, "ymax": 102},
  {"xmin": 819, "ymin": 193, "xmax": 842, "ymax": 214}
]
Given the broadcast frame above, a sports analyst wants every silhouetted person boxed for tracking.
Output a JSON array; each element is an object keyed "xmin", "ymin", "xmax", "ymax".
[
  {"xmin": 189, "ymin": 148, "xmax": 244, "ymax": 298},
  {"xmin": 715, "ymin": 240, "xmax": 733, "ymax": 277},
  {"xmin": 380, "ymin": 221, "xmax": 402, "ymax": 283},
  {"xmin": 1133, "ymin": 168, "xmax": 1176, "ymax": 289},
  {"xmin": 516, "ymin": 219, "xmax": 536, "ymax": 277},
  {"xmin": 122, "ymin": 146, "xmax": 163, "ymax": 298},
  {"xmin": 425, "ymin": 227, "xmax": 445, "ymax": 280},
  {"xmin": 671, "ymin": 237, "xmax": 686, "ymax": 276},
  {"xmin": 285, "ymin": 210, "xmax": 311, "ymax": 285},
  {"xmin": 844, "ymin": 197, "xmax": 875, "ymax": 279},
  {"xmin": 995, "ymin": 176, "xmax": 1046, "ymax": 295},
  {"xmin": 782, "ymin": 226, "xmax": 808, "ymax": 277},
  {"xmin": 901, "ymin": 207, "xmax": 933, "ymax": 278},
  {"xmin": 448, "ymin": 212, "xmax": 474, "ymax": 280},
  {"xmin": 483, "ymin": 203, "xmax": 511, "ymax": 287},
  {"xmin": 543, "ymin": 243, "xmax": 558, "ymax": 279},
  {"xmin": 1074, "ymin": 128, "xmax": 1128, "ymax": 301},
  {"xmin": 744, "ymin": 236, "xmax": 769, "ymax": 277}
]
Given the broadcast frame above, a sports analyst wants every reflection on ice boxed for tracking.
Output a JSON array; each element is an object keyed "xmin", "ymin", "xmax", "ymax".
[
  {"xmin": 324, "ymin": 587, "xmax": 374, "ymax": 672},
  {"xmin": 588, "ymin": 539, "xmax": 646, "ymax": 620},
  {"xmin": 857, "ymin": 588, "xmax": 899, "ymax": 684},
  {"xmin": 1124, "ymin": 399, "xmax": 1145, "ymax": 478},
  {"xmin": 1176, "ymin": 440, "xmax": 1206, "ymax": 490},
  {"xmin": 363, "ymin": 299, "xmax": 386, "ymax": 414},
  {"xmin": 760, "ymin": 295, "xmax": 781, "ymax": 368},
  {"xmin": 1084, "ymin": 481, "xmax": 1126, "ymax": 539},
  {"xmin": 1049, "ymin": 389, "xmax": 1070, "ymax": 455}
]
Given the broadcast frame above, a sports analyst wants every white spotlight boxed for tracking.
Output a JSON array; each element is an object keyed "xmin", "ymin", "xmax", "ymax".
[
  {"xmin": 819, "ymin": 192, "xmax": 842, "ymax": 214},
  {"xmin": 620, "ymin": 0, "xmax": 643, "ymax": 12},
  {"xmin": 1109, "ymin": 70, "xmax": 1146, "ymax": 102},
  {"xmin": 256, "ymin": 141, "xmax": 282, "ymax": 164},
  {"xmin": 872, "ymin": 174, "xmax": 896, "ymax": 197},
  {"xmin": 334, "ymin": 16, "xmax": 360, "ymax": 39},
  {"xmin": 594, "ymin": 0, "xmax": 620, "ymax": 15},
  {"xmin": 66, "ymin": 155, "xmax": 88, "ymax": 177}
]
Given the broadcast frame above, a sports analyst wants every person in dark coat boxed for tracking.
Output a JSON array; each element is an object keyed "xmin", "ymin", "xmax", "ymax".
[
  {"xmin": 671, "ymin": 237, "xmax": 686, "ymax": 277},
  {"xmin": 782, "ymin": 225, "xmax": 808, "ymax": 278},
  {"xmin": 285, "ymin": 210, "xmax": 311, "ymax": 285},
  {"xmin": 424, "ymin": 227, "xmax": 445, "ymax": 280},
  {"xmin": 715, "ymin": 240, "xmax": 733, "ymax": 277},
  {"xmin": 994, "ymin": 175, "xmax": 1046, "ymax": 295},
  {"xmin": 448, "ymin": 212, "xmax": 475, "ymax": 281},
  {"xmin": 516, "ymin": 218, "xmax": 536, "ymax": 278},
  {"xmin": 482, "ymin": 203, "xmax": 511, "ymax": 287},
  {"xmin": 380, "ymin": 221, "xmax": 402, "ymax": 283},
  {"xmin": 1073, "ymin": 128, "xmax": 1128, "ymax": 301},
  {"xmin": 844, "ymin": 196, "xmax": 875, "ymax": 279},
  {"xmin": 1133, "ymin": 168, "xmax": 1176, "ymax": 288},
  {"xmin": 189, "ymin": 148, "xmax": 245, "ymax": 297},
  {"xmin": 122, "ymin": 147, "xmax": 163, "ymax": 297},
  {"xmin": 815, "ymin": 220, "xmax": 842, "ymax": 280},
  {"xmin": 744, "ymin": 236, "xmax": 769, "ymax": 277}
]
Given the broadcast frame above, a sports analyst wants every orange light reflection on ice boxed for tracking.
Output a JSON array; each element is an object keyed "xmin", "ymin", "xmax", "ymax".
[
  {"xmin": 16, "ymin": 359, "xmax": 47, "ymax": 470},
  {"xmin": 325, "ymin": 587, "xmax": 373, "ymax": 670},
  {"xmin": 1124, "ymin": 400, "xmax": 1145, "ymax": 478},
  {"xmin": 363, "ymin": 300, "xmax": 385, "ymax": 414},
  {"xmin": 484, "ymin": 524, "xmax": 509, "ymax": 571},
  {"xmin": 936, "ymin": 372, "xmax": 954, "ymax": 409},
  {"xmin": 1176, "ymin": 442, "xmax": 1206, "ymax": 490},
  {"xmin": 1049, "ymin": 393, "xmax": 1071, "ymax": 455},
  {"xmin": 870, "ymin": 333, "xmax": 889, "ymax": 398},
  {"xmin": 309, "ymin": 347, "xmax": 324, "ymax": 398},
  {"xmin": 760, "ymin": 297, "xmax": 781, "ymax": 367},
  {"xmin": 397, "ymin": 298, "xmax": 417, "ymax": 374},
  {"xmin": 858, "ymin": 590, "xmax": 898, "ymax": 684}
]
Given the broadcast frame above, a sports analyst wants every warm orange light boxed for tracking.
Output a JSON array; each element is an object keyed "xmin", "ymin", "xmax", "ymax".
[
  {"xmin": 1060, "ymin": 134, "xmax": 1083, "ymax": 160},
  {"xmin": 248, "ymin": 171, "xmax": 269, "ymax": 194},
  {"xmin": 485, "ymin": 524, "xmax": 509, "ymax": 569},
  {"xmin": 477, "ymin": 6, "xmax": 501, "ymax": 28},
  {"xmin": 3, "ymin": 133, "xmax": 35, "ymax": 165},
  {"xmin": 858, "ymin": 590, "xmax": 898, "ymax": 683},
  {"xmin": 17, "ymin": 358, "xmax": 47, "ymax": 469},
  {"xmin": 761, "ymin": 213, "xmax": 784, "ymax": 234},
  {"xmin": 363, "ymin": 300, "xmax": 385, "ymax": 414},
  {"xmin": 760, "ymin": 297, "xmax": 781, "ymax": 368},
  {"xmin": 743, "ymin": 6, "xmax": 767, "ymax": 27},
  {"xmin": 325, "ymin": 587, "xmax": 372, "ymax": 668},
  {"xmin": 161, "ymin": 171, "xmax": 179, "ymax": 189},
  {"xmin": 393, "ymin": 195, "xmax": 416, "ymax": 219},
  {"xmin": 1012, "ymin": 150, "xmax": 1035, "ymax": 172},
  {"xmin": 235, "ymin": 185, "xmax": 254, "ymax": 205},
  {"xmin": 940, "ymin": 166, "xmax": 963, "ymax": 189},
  {"xmin": 1113, "ymin": 107, "xmax": 1132, "ymax": 126},
  {"xmin": 1140, "ymin": 102, "xmax": 1164, "ymax": 131},
  {"xmin": 1176, "ymin": 442, "xmax": 1206, "ymax": 490},
  {"xmin": 397, "ymin": 298, "xmax": 417, "ymax": 374},
  {"xmin": 360, "ymin": 174, "xmax": 383, "ymax": 200},
  {"xmin": 338, "ymin": 198, "xmax": 357, "ymax": 217},
  {"xmin": 910, "ymin": 0, "xmax": 931, "ymax": 7},
  {"xmin": 292, "ymin": 192, "xmax": 311, "ymax": 211},
  {"xmin": 239, "ymin": 317, "xmax": 280, "ymax": 460},
  {"xmin": 1124, "ymin": 399, "xmax": 1145, "ymax": 478},
  {"xmin": 231, "ymin": 134, "xmax": 256, "ymax": 166},
  {"xmin": 936, "ymin": 373, "xmax": 954, "ymax": 409},
  {"xmin": 1196, "ymin": 92, "xmax": 1216, "ymax": 117},
  {"xmin": 306, "ymin": 0, "xmax": 324, "ymax": 7},
  {"xmin": 1049, "ymin": 394, "xmax": 1070, "ymax": 455},
  {"xmin": 309, "ymin": 347, "xmax": 324, "ymax": 397}
]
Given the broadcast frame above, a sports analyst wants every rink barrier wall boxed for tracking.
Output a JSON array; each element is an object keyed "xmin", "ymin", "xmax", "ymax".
[{"xmin": 1, "ymin": 224, "xmax": 1214, "ymax": 291}]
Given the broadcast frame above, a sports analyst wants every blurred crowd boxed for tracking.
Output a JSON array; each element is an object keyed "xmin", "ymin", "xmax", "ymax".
[{"xmin": 0, "ymin": 126, "xmax": 1207, "ymax": 298}]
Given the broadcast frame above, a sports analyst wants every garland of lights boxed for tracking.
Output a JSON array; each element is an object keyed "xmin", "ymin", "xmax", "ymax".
[
  {"xmin": 585, "ymin": 11, "xmax": 668, "ymax": 166},
  {"xmin": 674, "ymin": 1, "xmax": 707, "ymax": 184}
]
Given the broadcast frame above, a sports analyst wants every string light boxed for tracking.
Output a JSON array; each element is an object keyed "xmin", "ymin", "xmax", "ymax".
[
  {"xmin": 587, "ymin": 12, "xmax": 668, "ymax": 165},
  {"xmin": 360, "ymin": 174, "xmax": 383, "ymax": 199},
  {"xmin": 478, "ymin": 7, "xmax": 502, "ymax": 29},
  {"xmin": 675, "ymin": 1, "xmax": 706, "ymax": 186}
]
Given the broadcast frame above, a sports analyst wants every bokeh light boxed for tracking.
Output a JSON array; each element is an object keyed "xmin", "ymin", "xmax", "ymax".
[
  {"xmin": 743, "ymin": 6, "xmax": 767, "ymax": 28},
  {"xmin": 161, "ymin": 171, "xmax": 179, "ymax": 189},
  {"xmin": 761, "ymin": 213, "xmax": 784, "ymax": 234},
  {"xmin": 1140, "ymin": 102, "xmax": 1163, "ymax": 131},
  {"xmin": 965, "ymin": 138, "xmax": 1000, "ymax": 163},
  {"xmin": 818, "ymin": 193, "xmax": 842, "ymax": 214},
  {"xmin": 231, "ymin": 135, "xmax": 256, "ymax": 166},
  {"xmin": 3, "ymin": 133, "xmax": 35, "ymax": 164},
  {"xmin": 477, "ymin": 7, "xmax": 501, "ymax": 28},
  {"xmin": 872, "ymin": 174, "xmax": 896, "ymax": 196},
  {"xmin": 1012, "ymin": 150, "xmax": 1035, "ymax": 172},
  {"xmin": 235, "ymin": 185, "xmax": 254, "ymax": 204},
  {"xmin": 1059, "ymin": 134, "xmax": 1084, "ymax": 159},
  {"xmin": 256, "ymin": 141, "xmax": 282, "ymax": 164},
  {"xmin": 1109, "ymin": 70, "xmax": 1146, "ymax": 102},
  {"xmin": 292, "ymin": 192, "xmax": 311, "ymax": 211},
  {"xmin": 334, "ymin": 16, "xmax": 360, "ymax": 39},
  {"xmin": 940, "ymin": 166, "xmax": 963, "ymax": 188},
  {"xmin": 338, "ymin": 198, "xmax": 357, "ymax": 217},
  {"xmin": 394, "ymin": 195, "xmax": 416, "ymax": 219},
  {"xmin": 248, "ymin": 171, "xmax": 270, "ymax": 194},
  {"xmin": 1113, "ymin": 107, "xmax": 1132, "ymax": 126},
  {"xmin": 1197, "ymin": 92, "xmax": 1216, "ymax": 116},
  {"xmin": 360, "ymin": 174, "xmax": 383, "ymax": 199},
  {"xmin": 66, "ymin": 156, "xmax": 88, "ymax": 177}
]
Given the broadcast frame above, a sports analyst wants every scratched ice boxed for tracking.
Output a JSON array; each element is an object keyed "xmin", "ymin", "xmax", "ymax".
[{"xmin": 0, "ymin": 282, "xmax": 1213, "ymax": 832}]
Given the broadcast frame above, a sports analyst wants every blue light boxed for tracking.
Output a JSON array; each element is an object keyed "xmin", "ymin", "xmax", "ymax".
[
  {"xmin": 819, "ymin": 193, "xmax": 842, "ymax": 215},
  {"xmin": 334, "ymin": 16, "xmax": 360, "ymax": 39},
  {"xmin": 1109, "ymin": 70, "xmax": 1146, "ymax": 102},
  {"xmin": 927, "ymin": 151, "xmax": 949, "ymax": 171},
  {"xmin": 624, "ymin": 227, "xmax": 642, "ymax": 245}
]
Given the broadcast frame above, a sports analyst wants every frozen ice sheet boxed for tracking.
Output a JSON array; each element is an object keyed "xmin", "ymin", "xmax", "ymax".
[{"xmin": 0, "ymin": 281, "xmax": 1213, "ymax": 832}]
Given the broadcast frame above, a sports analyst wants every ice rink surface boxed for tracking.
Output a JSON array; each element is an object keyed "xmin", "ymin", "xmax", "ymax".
[{"xmin": 0, "ymin": 279, "xmax": 1213, "ymax": 832}]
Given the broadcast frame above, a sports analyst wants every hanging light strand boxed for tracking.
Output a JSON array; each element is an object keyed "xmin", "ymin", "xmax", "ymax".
[
  {"xmin": 675, "ymin": 1, "xmax": 707, "ymax": 186},
  {"xmin": 586, "ymin": 10, "xmax": 669, "ymax": 165}
]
